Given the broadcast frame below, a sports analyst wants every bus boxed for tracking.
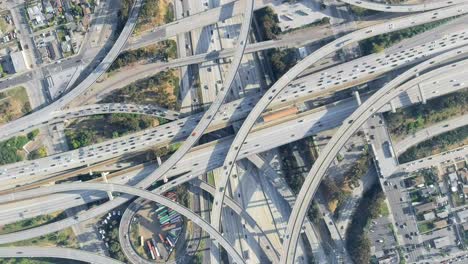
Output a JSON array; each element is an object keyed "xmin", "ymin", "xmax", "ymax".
[
  {"xmin": 146, "ymin": 240, "xmax": 155, "ymax": 260},
  {"xmin": 155, "ymin": 206, "xmax": 166, "ymax": 213},
  {"xmin": 151, "ymin": 238, "xmax": 160, "ymax": 258}
]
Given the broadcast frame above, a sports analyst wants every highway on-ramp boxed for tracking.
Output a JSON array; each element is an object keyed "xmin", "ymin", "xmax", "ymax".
[
  {"xmin": 0, "ymin": 182, "xmax": 245, "ymax": 264},
  {"xmin": 280, "ymin": 46, "xmax": 468, "ymax": 264},
  {"xmin": 0, "ymin": 247, "xmax": 124, "ymax": 264},
  {"xmin": 0, "ymin": 0, "xmax": 143, "ymax": 140},
  {"xmin": 209, "ymin": 4, "xmax": 468, "ymax": 249},
  {"xmin": 340, "ymin": 0, "xmax": 467, "ymax": 12}
]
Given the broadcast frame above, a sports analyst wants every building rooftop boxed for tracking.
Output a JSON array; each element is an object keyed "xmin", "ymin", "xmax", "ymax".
[
  {"xmin": 10, "ymin": 51, "xmax": 29, "ymax": 73},
  {"xmin": 415, "ymin": 202, "xmax": 436, "ymax": 214},
  {"xmin": 433, "ymin": 236, "xmax": 451, "ymax": 249}
]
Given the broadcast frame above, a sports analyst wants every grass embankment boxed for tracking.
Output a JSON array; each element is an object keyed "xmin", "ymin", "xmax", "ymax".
[
  {"xmin": 109, "ymin": 40, "xmax": 177, "ymax": 72},
  {"xmin": 0, "ymin": 212, "xmax": 66, "ymax": 235},
  {"xmin": 135, "ymin": 0, "xmax": 174, "ymax": 33},
  {"xmin": 101, "ymin": 70, "xmax": 179, "ymax": 109},
  {"xmin": 65, "ymin": 113, "xmax": 159, "ymax": 149},
  {"xmin": 0, "ymin": 86, "xmax": 31, "ymax": 124},
  {"xmin": 360, "ymin": 18, "xmax": 453, "ymax": 54},
  {"xmin": 385, "ymin": 89, "xmax": 468, "ymax": 140},
  {"xmin": 399, "ymin": 125, "xmax": 468, "ymax": 163}
]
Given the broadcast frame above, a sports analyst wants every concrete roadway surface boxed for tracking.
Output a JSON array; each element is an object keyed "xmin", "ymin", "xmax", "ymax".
[
  {"xmin": 117, "ymin": 177, "xmax": 270, "ymax": 264},
  {"xmin": 0, "ymin": 183, "xmax": 245, "ymax": 264},
  {"xmin": 124, "ymin": 0, "xmax": 270, "ymax": 51},
  {"xmin": 1, "ymin": 67, "xmax": 466, "ymax": 189},
  {"xmin": 280, "ymin": 45, "xmax": 468, "ymax": 263},
  {"xmin": 341, "ymin": 0, "xmax": 468, "ymax": 12},
  {"xmin": 118, "ymin": 166, "xmax": 278, "ymax": 262},
  {"xmin": 0, "ymin": 0, "xmax": 143, "ymax": 141},
  {"xmin": 114, "ymin": 1, "xmax": 255, "ymax": 261},
  {"xmin": 49, "ymin": 103, "xmax": 181, "ymax": 122},
  {"xmin": 0, "ymin": 76, "xmax": 464, "ymax": 262},
  {"xmin": 7, "ymin": 23, "xmax": 468, "ymax": 143},
  {"xmin": 394, "ymin": 114, "xmax": 468, "ymax": 156},
  {"xmin": 0, "ymin": 70, "xmax": 462, "ymax": 254},
  {"xmin": 0, "ymin": 82, "xmax": 443, "ymax": 224},
  {"xmin": 247, "ymin": 154, "xmax": 329, "ymax": 263},
  {"xmin": 79, "ymin": 23, "xmax": 468, "ymax": 108},
  {"xmin": 0, "ymin": 0, "xmax": 466, "ymax": 241},
  {"xmin": 401, "ymin": 145, "xmax": 468, "ymax": 173},
  {"xmin": 0, "ymin": 246, "xmax": 123, "ymax": 264},
  {"xmin": 209, "ymin": 3, "xmax": 468, "ymax": 248}
]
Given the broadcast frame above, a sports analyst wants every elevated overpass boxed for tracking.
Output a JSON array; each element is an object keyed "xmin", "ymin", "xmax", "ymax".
[
  {"xmin": 0, "ymin": 0, "xmax": 143, "ymax": 140},
  {"xmin": 280, "ymin": 45, "xmax": 468, "ymax": 264},
  {"xmin": 1, "ymin": 67, "xmax": 467, "ymax": 189},
  {"xmin": 340, "ymin": 0, "xmax": 467, "ymax": 12},
  {"xmin": 0, "ymin": 70, "xmax": 466, "ymax": 246},
  {"xmin": 0, "ymin": 182, "xmax": 245, "ymax": 264},
  {"xmin": 0, "ymin": 247, "xmax": 124, "ymax": 264},
  {"xmin": 210, "ymin": 3, "xmax": 468, "ymax": 245}
]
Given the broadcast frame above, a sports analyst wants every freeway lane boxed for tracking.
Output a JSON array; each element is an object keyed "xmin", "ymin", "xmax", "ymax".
[
  {"xmin": 0, "ymin": 69, "xmax": 465, "ymax": 238},
  {"xmin": 50, "ymin": 103, "xmax": 180, "ymax": 122},
  {"xmin": 124, "ymin": 0, "xmax": 268, "ymax": 51},
  {"xmin": 119, "ymin": 176, "xmax": 280, "ymax": 264},
  {"xmin": 394, "ymin": 114, "xmax": 468, "ymax": 156},
  {"xmin": 1, "ymin": 66, "xmax": 467, "ymax": 189},
  {"xmin": 280, "ymin": 46, "xmax": 468, "ymax": 264},
  {"xmin": 210, "ymin": 3, "xmax": 468, "ymax": 247},
  {"xmin": 0, "ymin": 247, "xmax": 123, "ymax": 264},
  {"xmin": 119, "ymin": 1, "xmax": 254, "ymax": 261},
  {"xmin": 0, "ymin": 183, "xmax": 245, "ymax": 264},
  {"xmin": 82, "ymin": 27, "xmax": 468, "ymax": 108},
  {"xmin": 38, "ymin": 29, "xmax": 468, "ymax": 139},
  {"xmin": 340, "ymin": 0, "xmax": 467, "ymax": 13},
  {"xmin": 0, "ymin": 0, "xmax": 143, "ymax": 140}
]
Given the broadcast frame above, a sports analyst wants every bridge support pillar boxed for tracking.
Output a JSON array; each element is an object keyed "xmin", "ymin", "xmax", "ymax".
[
  {"xmin": 418, "ymin": 84, "xmax": 426, "ymax": 104},
  {"xmin": 101, "ymin": 172, "xmax": 113, "ymax": 200},
  {"xmin": 389, "ymin": 100, "xmax": 396, "ymax": 113},
  {"xmin": 353, "ymin": 90, "xmax": 362, "ymax": 106}
]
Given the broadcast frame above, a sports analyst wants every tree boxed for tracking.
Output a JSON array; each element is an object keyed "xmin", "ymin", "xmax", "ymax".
[
  {"xmin": 29, "ymin": 146, "xmax": 47, "ymax": 160},
  {"xmin": 27, "ymin": 129, "xmax": 40, "ymax": 140},
  {"xmin": 371, "ymin": 43, "xmax": 385, "ymax": 53}
]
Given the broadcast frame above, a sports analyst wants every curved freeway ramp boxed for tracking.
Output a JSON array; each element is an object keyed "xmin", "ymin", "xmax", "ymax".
[
  {"xmin": 50, "ymin": 103, "xmax": 180, "ymax": 122},
  {"xmin": 0, "ymin": 0, "xmax": 143, "ymax": 140},
  {"xmin": 341, "ymin": 0, "xmax": 466, "ymax": 12},
  {"xmin": 280, "ymin": 46, "xmax": 468, "ymax": 264},
  {"xmin": 209, "ymin": 4, "xmax": 468, "ymax": 255},
  {"xmin": 0, "ymin": 182, "xmax": 245, "ymax": 264},
  {"xmin": 0, "ymin": 247, "xmax": 124, "ymax": 264},
  {"xmin": 118, "ymin": 174, "xmax": 279, "ymax": 263}
]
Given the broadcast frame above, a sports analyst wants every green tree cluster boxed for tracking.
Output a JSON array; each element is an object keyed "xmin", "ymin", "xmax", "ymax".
[
  {"xmin": 66, "ymin": 129, "xmax": 97, "ymax": 150},
  {"xmin": 29, "ymin": 146, "xmax": 48, "ymax": 160},
  {"xmin": 399, "ymin": 125, "xmax": 468, "ymax": 163},
  {"xmin": 344, "ymin": 152, "xmax": 371, "ymax": 188},
  {"xmin": 255, "ymin": 6, "xmax": 281, "ymax": 40},
  {"xmin": 346, "ymin": 184, "xmax": 384, "ymax": 264},
  {"xmin": 102, "ymin": 71, "xmax": 178, "ymax": 109},
  {"xmin": 27, "ymin": 129, "xmax": 40, "ymax": 140},
  {"xmin": 66, "ymin": 113, "xmax": 155, "ymax": 149},
  {"xmin": 269, "ymin": 48, "xmax": 298, "ymax": 79},
  {"xmin": 385, "ymin": 89, "xmax": 468, "ymax": 137},
  {"xmin": 109, "ymin": 40, "xmax": 177, "ymax": 71},
  {"xmin": 118, "ymin": 0, "xmax": 135, "ymax": 31},
  {"xmin": 0, "ymin": 136, "xmax": 30, "ymax": 165},
  {"xmin": 360, "ymin": 18, "xmax": 452, "ymax": 55}
]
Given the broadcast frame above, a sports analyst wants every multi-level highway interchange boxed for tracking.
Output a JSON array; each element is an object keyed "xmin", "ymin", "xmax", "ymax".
[{"xmin": 2, "ymin": 0, "xmax": 468, "ymax": 263}]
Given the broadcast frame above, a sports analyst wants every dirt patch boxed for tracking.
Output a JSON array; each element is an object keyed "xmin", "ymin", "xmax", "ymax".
[{"xmin": 0, "ymin": 86, "xmax": 31, "ymax": 124}]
